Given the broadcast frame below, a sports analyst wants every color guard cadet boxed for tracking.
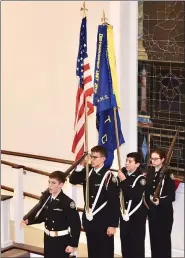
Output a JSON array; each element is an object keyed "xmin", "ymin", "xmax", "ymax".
[
  {"xmin": 69, "ymin": 145, "xmax": 120, "ymax": 258},
  {"xmin": 21, "ymin": 171, "xmax": 81, "ymax": 258},
  {"xmin": 118, "ymin": 152, "xmax": 147, "ymax": 258}
]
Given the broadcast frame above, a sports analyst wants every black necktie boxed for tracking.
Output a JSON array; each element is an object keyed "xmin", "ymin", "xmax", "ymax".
[
  {"xmin": 50, "ymin": 197, "xmax": 54, "ymax": 203},
  {"xmin": 92, "ymin": 168, "xmax": 96, "ymax": 174},
  {"xmin": 155, "ymin": 171, "xmax": 159, "ymax": 177}
]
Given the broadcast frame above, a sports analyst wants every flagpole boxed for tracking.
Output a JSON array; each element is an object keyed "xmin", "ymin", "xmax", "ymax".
[
  {"xmin": 81, "ymin": 1, "xmax": 89, "ymax": 213},
  {"xmin": 85, "ymin": 101, "xmax": 89, "ymax": 213},
  {"xmin": 113, "ymin": 107, "xmax": 126, "ymax": 214},
  {"xmin": 101, "ymin": 11, "xmax": 126, "ymax": 214},
  {"xmin": 113, "ymin": 107, "xmax": 122, "ymax": 169}
]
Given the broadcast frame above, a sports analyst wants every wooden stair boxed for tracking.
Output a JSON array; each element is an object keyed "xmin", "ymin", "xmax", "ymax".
[{"xmin": 1, "ymin": 248, "xmax": 30, "ymax": 257}]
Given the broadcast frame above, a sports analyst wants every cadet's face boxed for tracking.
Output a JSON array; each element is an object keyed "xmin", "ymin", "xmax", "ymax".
[
  {"xmin": 125, "ymin": 157, "xmax": 139, "ymax": 173},
  {"xmin": 48, "ymin": 178, "xmax": 63, "ymax": 194},
  {"xmin": 90, "ymin": 151, "xmax": 105, "ymax": 169},
  {"xmin": 150, "ymin": 152, "xmax": 164, "ymax": 168}
]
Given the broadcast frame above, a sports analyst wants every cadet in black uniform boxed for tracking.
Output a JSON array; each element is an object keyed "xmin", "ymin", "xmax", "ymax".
[
  {"xmin": 69, "ymin": 145, "xmax": 120, "ymax": 258},
  {"xmin": 21, "ymin": 171, "xmax": 81, "ymax": 258},
  {"xmin": 118, "ymin": 152, "xmax": 147, "ymax": 258},
  {"xmin": 145, "ymin": 149, "xmax": 175, "ymax": 258}
]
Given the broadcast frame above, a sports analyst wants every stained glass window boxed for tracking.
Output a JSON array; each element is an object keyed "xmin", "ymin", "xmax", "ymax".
[{"xmin": 137, "ymin": 1, "xmax": 185, "ymax": 181}]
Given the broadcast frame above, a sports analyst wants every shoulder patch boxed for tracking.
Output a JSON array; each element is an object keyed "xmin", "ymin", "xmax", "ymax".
[
  {"xmin": 140, "ymin": 178, "xmax": 146, "ymax": 186},
  {"xmin": 70, "ymin": 201, "xmax": 76, "ymax": 209}
]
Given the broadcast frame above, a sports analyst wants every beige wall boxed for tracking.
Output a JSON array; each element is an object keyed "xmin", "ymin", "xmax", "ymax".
[{"xmin": 1, "ymin": 1, "xmax": 109, "ymax": 160}]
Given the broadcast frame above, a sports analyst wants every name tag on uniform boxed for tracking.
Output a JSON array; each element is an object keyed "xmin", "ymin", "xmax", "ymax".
[
  {"xmin": 53, "ymin": 208, "xmax": 63, "ymax": 211},
  {"xmin": 95, "ymin": 184, "xmax": 100, "ymax": 187}
]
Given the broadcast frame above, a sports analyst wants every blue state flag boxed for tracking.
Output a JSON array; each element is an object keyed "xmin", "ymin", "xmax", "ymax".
[{"xmin": 93, "ymin": 25, "xmax": 125, "ymax": 168}]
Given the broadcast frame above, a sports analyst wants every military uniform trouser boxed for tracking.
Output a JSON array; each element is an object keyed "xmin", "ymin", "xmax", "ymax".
[
  {"xmin": 86, "ymin": 229, "xmax": 114, "ymax": 258},
  {"xmin": 44, "ymin": 233, "xmax": 70, "ymax": 258},
  {"xmin": 148, "ymin": 209, "xmax": 173, "ymax": 258},
  {"xmin": 120, "ymin": 216, "xmax": 146, "ymax": 258}
]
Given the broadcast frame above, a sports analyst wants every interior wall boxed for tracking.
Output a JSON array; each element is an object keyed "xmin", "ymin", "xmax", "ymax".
[{"xmin": 1, "ymin": 1, "xmax": 110, "ymax": 160}]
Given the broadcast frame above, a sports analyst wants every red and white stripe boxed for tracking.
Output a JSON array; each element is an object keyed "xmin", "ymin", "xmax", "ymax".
[{"xmin": 72, "ymin": 57, "xmax": 94, "ymax": 160}]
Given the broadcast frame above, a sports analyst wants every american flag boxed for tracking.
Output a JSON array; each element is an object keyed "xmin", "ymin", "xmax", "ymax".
[{"xmin": 72, "ymin": 17, "xmax": 94, "ymax": 161}]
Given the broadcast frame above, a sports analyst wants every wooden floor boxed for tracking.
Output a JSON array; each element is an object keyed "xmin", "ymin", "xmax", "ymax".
[{"xmin": 10, "ymin": 221, "xmax": 121, "ymax": 257}]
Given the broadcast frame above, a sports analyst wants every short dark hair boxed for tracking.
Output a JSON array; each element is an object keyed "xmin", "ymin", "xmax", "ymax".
[
  {"xmin": 151, "ymin": 148, "xmax": 166, "ymax": 160},
  {"xmin": 49, "ymin": 171, "xmax": 66, "ymax": 183},
  {"xmin": 127, "ymin": 152, "xmax": 141, "ymax": 164},
  {"xmin": 91, "ymin": 145, "xmax": 107, "ymax": 157}
]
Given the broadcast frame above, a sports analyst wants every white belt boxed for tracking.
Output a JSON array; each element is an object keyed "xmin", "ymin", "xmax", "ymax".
[{"xmin": 44, "ymin": 228, "xmax": 69, "ymax": 237}]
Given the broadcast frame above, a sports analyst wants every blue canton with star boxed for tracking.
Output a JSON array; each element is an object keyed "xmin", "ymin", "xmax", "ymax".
[{"xmin": 76, "ymin": 17, "xmax": 88, "ymax": 88}]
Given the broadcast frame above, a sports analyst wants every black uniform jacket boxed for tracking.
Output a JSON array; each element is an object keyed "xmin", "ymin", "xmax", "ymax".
[
  {"xmin": 69, "ymin": 165, "xmax": 120, "ymax": 232},
  {"xmin": 120, "ymin": 167, "xmax": 147, "ymax": 220},
  {"xmin": 145, "ymin": 166, "xmax": 176, "ymax": 212},
  {"xmin": 23, "ymin": 190, "xmax": 81, "ymax": 247}
]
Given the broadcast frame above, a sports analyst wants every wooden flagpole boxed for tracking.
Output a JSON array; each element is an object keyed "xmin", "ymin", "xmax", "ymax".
[
  {"xmin": 81, "ymin": 1, "xmax": 89, "ymax": 213},
  {"xmin": 113, "ymin": 107, "xmax": 126, "ymax": 214}
]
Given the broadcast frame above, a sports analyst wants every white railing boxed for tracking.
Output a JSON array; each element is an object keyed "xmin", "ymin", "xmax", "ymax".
[
  {"xmin": 1, "ymin": 196, "xmax": 13, "ymax": 248},
  {"xmin": 13, "ymin": 166, "xmax": 24, "ymax": 243},
  {"xmin": 1, "ymin": 166, "xmax": 25, "ymax": 248}
]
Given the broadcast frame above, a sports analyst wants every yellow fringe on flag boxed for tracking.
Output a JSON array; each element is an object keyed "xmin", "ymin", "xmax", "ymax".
[{"xmin": 107, "ymin": 25, "xmax": 121, "ymax": 109}]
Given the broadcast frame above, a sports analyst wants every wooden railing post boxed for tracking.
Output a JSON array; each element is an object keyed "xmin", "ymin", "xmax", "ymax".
[{"xmin": 13, "ymin": 165, "xmax": 25, "ymax": 243}]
